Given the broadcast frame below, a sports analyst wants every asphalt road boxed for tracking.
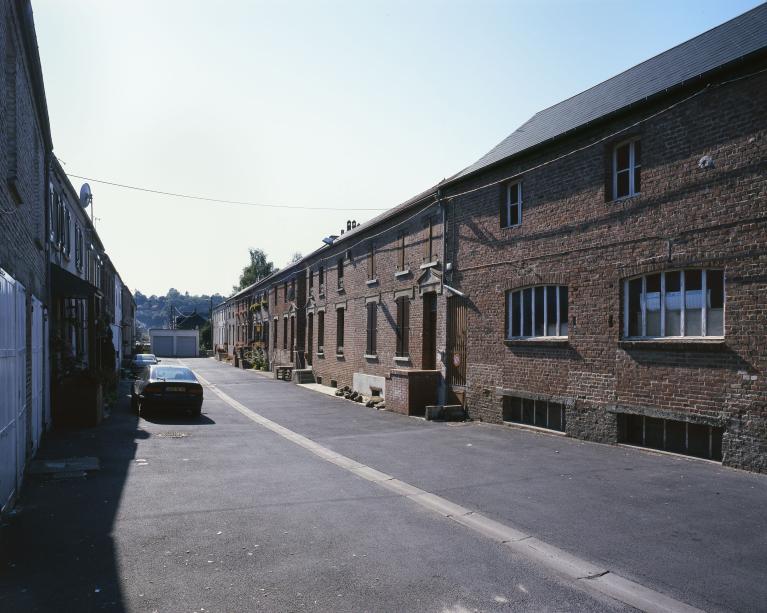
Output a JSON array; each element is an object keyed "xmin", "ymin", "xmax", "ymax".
[{"xmin": 1, "ymin": 357, "xmax": 765, "ymax": 612}]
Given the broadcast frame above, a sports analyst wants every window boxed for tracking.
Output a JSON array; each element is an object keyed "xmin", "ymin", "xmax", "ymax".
[
  {"xmin": 503, "ymin": 396, "xmax": 566, "ymax": 432},
  {"xmin": 64, "ymin": 209, "xmax": 71, "ymax": 256},
  {"xmin": 319, "ymin": 266, "xmax": 325, "ymax": 295},
  {"xmin": 336, "ymin": 308, "xmax": 344, "ymax": 355},
  {"xmin": 368, "ymin": 244, "xmax": 376, "ymax": 280},
  {"xmin": 366, "ymin": 302, "xmax": 377, "ymax": 355},
  {"xmin": 396, "ymin": 297, "xmax": 410, "ymax": 357},
  {"xmin": 501, "ymin": 182, "xmax": 522, "ymax": 228},
  {"xmin": 317, "ymin": 310, "xmax": 325, "ymax": 354},
  {"xmin": 283, "ymin": 283, "xmax": 288, "ymax": 303},
  {"xmin": 618, "ymin": 414, "xmax": 723, "ymax": 461},
  {"xmin": 337, "ymin": 257, "xmax": 344, "ymax": 290},
  {"xmin": 624, "ymin": 269, "xmax": 724, "ymax": 338},
  {"xmin": 397, "ymin": 234, "xmax": 406, "ymax": 271},
  {"xmin": 423, "ymin": 217, "xmax": 434, "ymax": 262},
  {"xmin": 613, "ymin": 138, "xmax": 641, "ymax": 200},
  {"xmin": 273, "ymin": 319, "xmax": 278, "ymax": 349},
  {"xmin": 308, "ymin": 269, "xmax": 313, "ymax": 291},
  {"xmin": 74, "ymin": 225, "xmax": 83, "ymax": 270},
  {"xmin": 283, "ymin": 318, "xmax": 288, "ymax": 349},
  {"xmin": 506, "ymin": 285, "xmax": 568, "ymax": 339},
  {"xmin": 48, "ymin": 185, "xmax": 56, "ymax": 242}
]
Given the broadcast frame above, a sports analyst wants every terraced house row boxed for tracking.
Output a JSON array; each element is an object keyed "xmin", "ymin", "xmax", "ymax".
[
  {"xmin": 214, "ymin": 5, "xmax": 767, "ymax": 473},
  {"xmin": 1, "ymin": 0, "xmax": 135, "ymax": 513}
]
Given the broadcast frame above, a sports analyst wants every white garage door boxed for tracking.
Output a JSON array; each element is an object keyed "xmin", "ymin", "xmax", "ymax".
[
  {"xmin": 176, "ymin": 336, "xmax": 197, "ymax": 357},
  {"xmin": 152, "ymin": 336, "xmax": 174, "ymax": 357}
]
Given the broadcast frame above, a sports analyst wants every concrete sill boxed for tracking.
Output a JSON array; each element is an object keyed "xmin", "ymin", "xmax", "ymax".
[
  {"xmin": 335, "ymin": 353, "xmax": 344, "ymax": 359},
  {"xmin": 617, "ymin": 443, "xmax": 720, "ymax": 465},
  {"xmin": 619, "ymin": 338, "xmax": 725, "ymax": 351},
  {"xmin": 420, "ymin": 261, "xmax": 439, "ymax": 270},
  {"xmin": 502, "ymin": 421, "xmax": 566, "ymax": 437},
  {"xmin": 394, "ymin": 269, "xmax": 411, "ymax": 278},
  {"xmin": 366, "ymin": 279, "xmax": 378, "ymax": 286},
  {"xmin": 504, "ymin": 338, "xmax": 569, "ymax": 347},
  {"xmin": 393, "ymin": 356, "xmax": 411, "ymax": 363},
  {"xmin": 363, "ymin": 354, "xmax": 378, "ymax": 360},
  {"xmin": 316, "ymin": 352, "xmax": 325, "ymax": 358}
]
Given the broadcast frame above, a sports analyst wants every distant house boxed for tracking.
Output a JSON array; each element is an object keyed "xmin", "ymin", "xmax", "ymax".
[{"xmin": 175, "ymin": 310, "xmax": 207, "ymax": 330}]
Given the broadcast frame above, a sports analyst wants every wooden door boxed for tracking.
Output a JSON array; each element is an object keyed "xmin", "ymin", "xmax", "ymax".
[{"xmin": 446, "ymin": 296, "xmax": 467, "ymax": 387}]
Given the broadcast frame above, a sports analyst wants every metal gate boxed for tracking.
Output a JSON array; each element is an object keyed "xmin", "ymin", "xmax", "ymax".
[
  {"xmin": 0, "ymin": 269, "xmax": 27, "ymax": 511},
  {"xmin": 30, "ymin": 296, "xmax": 44, "ymax": 455},
  {"xmin": 446, "ymin": 295, "xmax": 467, "ymax": 387}
]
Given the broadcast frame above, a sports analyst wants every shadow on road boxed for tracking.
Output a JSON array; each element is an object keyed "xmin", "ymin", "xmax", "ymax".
[
  {"xmin": 0, "ymin": 381, "xmax": 141, "ymax": 612},
  {"xmin": 140, "ymin": 411, "xmax": 216, "ymax": 426}
]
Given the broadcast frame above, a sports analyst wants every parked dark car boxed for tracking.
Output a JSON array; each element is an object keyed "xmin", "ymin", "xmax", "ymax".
[
  {"xmin": 130, "ymin": 353, "xmax": 159, "ymax": 376},
  {"xmin": 131, "ymin": 365, "xmax": 203, "ymax": 417}
]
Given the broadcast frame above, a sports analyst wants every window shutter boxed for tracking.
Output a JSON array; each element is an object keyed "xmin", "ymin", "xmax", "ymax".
[
  {"xmin": 504, "ymin": 291, "xmax": 510, "ymax": 339},
  {"xmin": 500, "ymin": 185, "xmax": 507, "ymax": 227},
  {"xmin": 368, "ymin": 246, "xmax": 374, "ymax": 279}
]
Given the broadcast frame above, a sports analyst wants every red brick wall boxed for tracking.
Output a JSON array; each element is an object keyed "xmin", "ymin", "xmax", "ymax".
[
  {"xmin": 443, "ymin": 60, "xmax": 767, "ymax": 471},
  {"xmin": 299, "ymin": 209, "xmax": 447, "ymax": 394}
]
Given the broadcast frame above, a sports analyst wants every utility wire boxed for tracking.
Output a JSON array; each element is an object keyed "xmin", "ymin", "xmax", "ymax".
[{"xmin": 64, "ymin": 173, "xmax": 389, "ymax": 212}]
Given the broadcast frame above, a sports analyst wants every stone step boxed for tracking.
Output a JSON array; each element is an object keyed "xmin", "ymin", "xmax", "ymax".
[{"xmin": 293, "ymin": 368, "xmax": 316, "ymax": 384}]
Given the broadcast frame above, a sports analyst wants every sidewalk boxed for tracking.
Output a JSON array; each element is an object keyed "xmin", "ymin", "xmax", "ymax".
[{"xmin": 0, "ymin": 380, "xmax": 140, "ymax": 611}]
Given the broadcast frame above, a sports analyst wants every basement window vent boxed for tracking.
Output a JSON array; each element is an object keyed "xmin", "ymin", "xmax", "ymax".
[
  {"xmin": 330, "ymin": 379, "xmax": 337, "ymax": 388},
  {"xmin": 316, "ymin": 376, "xmax": 322, "ymax": 385},
  {"xmin": 502, "ymin": 396, "xmax": 565, "ymax": 432},
  {"xmin": 617, "ymin": 414, "xmax": 723, "ymax": 461}
]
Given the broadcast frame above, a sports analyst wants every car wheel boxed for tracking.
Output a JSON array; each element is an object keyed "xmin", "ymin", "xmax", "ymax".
[{"xmin": 130, "ymin": 392, "xmax": 138, "ymax": 413}]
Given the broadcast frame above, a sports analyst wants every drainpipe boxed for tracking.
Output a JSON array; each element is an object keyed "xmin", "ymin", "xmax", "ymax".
[{"xmin": 437, "ymin": 189, "xmax": 447, "ymax": 406}]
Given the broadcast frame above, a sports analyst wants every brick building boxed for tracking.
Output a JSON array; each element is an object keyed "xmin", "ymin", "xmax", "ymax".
[
  {"xmin": 440, "ymin": 5, "xmax": 767, "ymax": 472},
  {"xmin": 212, "ymin": 6, "xmax": 766, "ymax": 472},
  {"xmin": 0, "ymin": 0, "xmax": 53, "ymax": 511}
]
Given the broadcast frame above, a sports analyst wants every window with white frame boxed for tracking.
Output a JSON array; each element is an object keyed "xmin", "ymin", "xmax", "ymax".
[
  {"xmin": 613, "ymin": 138, "xmax": 641, "ymax": 199},
  {"xmin": 623, "ymin": 269, "xmax": 724, "ymax": 338},
  {"xmin": 501, "ymin": 182, "xmax": 522, "ymax": 228},
  {"xmin": 506, "ymin": 285, "xmax": 568, "ymax": 339}
]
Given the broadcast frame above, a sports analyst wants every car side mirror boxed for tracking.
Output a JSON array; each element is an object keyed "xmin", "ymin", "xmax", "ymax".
[{"xmin": 157, "ymin": 359, "xmax": 162, "ymax": 363}]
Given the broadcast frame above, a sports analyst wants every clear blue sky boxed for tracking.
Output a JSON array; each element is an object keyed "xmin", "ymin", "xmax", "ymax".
[{"xmin": 32, "ymin": 0, "xmax": 762, "ymax": 296}]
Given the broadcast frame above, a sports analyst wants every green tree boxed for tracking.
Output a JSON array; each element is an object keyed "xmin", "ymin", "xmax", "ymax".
[{"xmin": 235, "ymin": 248, "xmax": 276, "ymax": 291}]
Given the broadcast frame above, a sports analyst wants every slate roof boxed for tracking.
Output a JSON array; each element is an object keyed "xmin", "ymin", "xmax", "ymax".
[{"xmin": 454, "ymin": 3, "xmax": 767, "ymax": 180}]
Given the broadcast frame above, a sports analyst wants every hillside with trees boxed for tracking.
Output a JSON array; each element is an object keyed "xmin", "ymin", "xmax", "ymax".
[{"xmin": 134, "ymin": 288, "xmax": 225, "ymax": 335}]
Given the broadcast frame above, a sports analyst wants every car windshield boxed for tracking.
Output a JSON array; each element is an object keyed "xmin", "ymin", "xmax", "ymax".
[
  {"xmin": 151, "ymin": 367, "xmax": 196, "ymax": 382},
  {"xmin": 136, "ymin": 354, "xmax": 157, "ymax": 362}
]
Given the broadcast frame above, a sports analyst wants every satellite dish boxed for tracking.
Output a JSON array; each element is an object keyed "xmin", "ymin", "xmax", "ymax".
[{"xmin": 79, "ymin": 183, "xmax": 92, "ymax": 209}]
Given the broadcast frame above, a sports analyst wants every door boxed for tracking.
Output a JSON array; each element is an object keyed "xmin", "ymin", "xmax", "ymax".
[
  {"xmin": 152, "ymin": 335, "xmax": 174, "ymax": 357},
  {"xmin": 446, "ymin": 295, "xmax": 467, "ymax": 389},
  {"xmin": 306, "ymin": 313, "xmax": 313, "ymax": 366},
  {"xmin": 30, "ymin": 296, "xmax": 44, "ymax": 455},
  {"xmin": 176, "ymin": 336, "xmax": 197, "ymax": 357},
  {"xmin": 422, "ymin": 293, "xmax": 437, "ymax": 370},
  {"xmin": 0, "ymin": 270, "xmax": 26, "ymax": 511}
]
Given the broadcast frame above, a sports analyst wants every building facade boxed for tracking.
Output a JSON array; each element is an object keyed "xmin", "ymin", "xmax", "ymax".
[
  {"xmin": 211, "ymin": 5, "xmax": 766, "ymax": 472},
  {"xmin": 0, "ymin": 0, "xmax": 53, "ymax": 512}
]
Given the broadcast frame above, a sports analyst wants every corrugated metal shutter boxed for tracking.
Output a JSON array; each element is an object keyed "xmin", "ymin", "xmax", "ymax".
[
  {"xmin": 30, "ymin": 296, "xmax": 44, "ymax": 455},
  {"xmin": 0, "ymin": 269, "xmax": 26, "ymax": 512},
  {"xmin": 152, "ymin": 335, "xmax": 174, "ymax": 357},
  {"xmin": 176, "ymin": 336, "xmax": 197, "ymax": 357}
]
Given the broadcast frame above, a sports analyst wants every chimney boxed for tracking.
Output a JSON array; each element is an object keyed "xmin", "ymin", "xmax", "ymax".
[
  {"xmin": 352, "ymin": 220, "xmax": 357, "ymax": 229},
  {"xmin": 347, "ymin": 220, "xmax": 352, "ymax": 231}
]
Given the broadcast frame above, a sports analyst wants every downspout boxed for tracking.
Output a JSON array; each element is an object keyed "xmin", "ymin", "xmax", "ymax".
[{"xmin": 438, "ymin": 189, "xmax": 447, "ymax": 406}]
